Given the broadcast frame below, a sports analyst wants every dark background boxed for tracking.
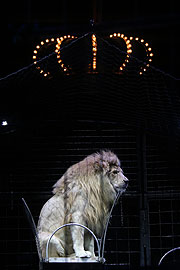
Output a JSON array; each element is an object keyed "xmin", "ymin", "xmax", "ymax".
[{"xmin": 1, "ymin": 1, "xmax": 180, "ymax": 270}]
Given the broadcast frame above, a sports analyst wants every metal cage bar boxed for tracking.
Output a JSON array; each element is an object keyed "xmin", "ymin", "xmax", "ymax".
[{"xmin": 45, "ymin": 222, "xmax": 102, "ymax": 262}]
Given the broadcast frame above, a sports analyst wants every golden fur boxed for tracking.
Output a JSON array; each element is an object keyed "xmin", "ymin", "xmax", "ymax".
[{"xmin": 37, "ymin": 150, "xmax": 128, "ymax": 258}]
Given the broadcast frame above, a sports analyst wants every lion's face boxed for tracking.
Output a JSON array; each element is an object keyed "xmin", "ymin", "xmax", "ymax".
[{"xmin": 107, "ymin": 166, "xmax": 129, "ymax": 193}]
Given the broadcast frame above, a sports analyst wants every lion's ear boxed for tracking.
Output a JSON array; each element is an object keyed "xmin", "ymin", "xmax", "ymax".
[
  {"xmin": 102, "ymin": 161, "xmax": 110, "ymax": 171},
  {"xmin": 94, "ymin": 160, "xmax": 110, "ymax": 172},
  {"xmin": 94, "ymin": 161, "xmax": 102, "ymax": 172}
]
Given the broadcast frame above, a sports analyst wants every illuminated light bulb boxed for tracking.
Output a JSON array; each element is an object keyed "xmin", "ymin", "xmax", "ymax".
[
  {"xmin": 55, "ymin": 49, "xmax": 58, "ymax": 53},
  {"xmin": 117, "ymin": 33, "xmax": 120, "ymax": 37},
  {"xmin": 40, "ymin": 70, "xmax": 43, "ymax": 73},
  {"xmin": 68, "ymin": 35, "xmax": 70, "ymax": 38},
  {"xmin": 120, "ymin": 67, "xmax": 123, "ymax": 71},
  {"xmin": 44, "ymin": 73, "xmax": 47, "ymax": 77},
  {"xmin": 64, "ymin": 68, "xmax": 67, "ymax": 71},
  {"xmin": 123, "ymin": 63, "xmax": 126, "ymax": 67},
  {"xmin": 130, "ymin": 37, "xmax": 133, "ymax": 40},
  {"xmin": 46, "ymin": 39, "xmax": 49, "ymax": 43},
  {"xmin": 34, "ymin": 61, "xmax": 37, "ymax": 64},
  {"xmin": 36, "ymin": 67, "xmax": 40, "ymax": 70},
  {"xmin": 146, "ymin": 64, "xmax": 150, "ymax": 67},
  {"xmin": 141, "ymin": 39, "xmax": 144, "ymax": 43},
  {"xmin": 135, "ymin": 37, "xmax": 139, "ymax": 40},
  {"xmin": 143, "ymin": 68, "xmax": 146, "ymax": 72},
  {"xmin": 126, "ymin": 40, "xmax": 130, "ymax": 44},
  {"xmin": 57, "ymin": 55, "xmax": 60, "ymax": 59},
  {"xmin": 64, "ymin": 36, "xmax": 67, "ymax": 39},
  {"xmin": 139, "ymin": 72, "xmax": 143, "ymax": 75},
  {"xmin": 36, "ymin": 45, "xmax": 40, "ymax": 49},
  {"xmin": 58, "ymin": 60, "xmax": 62, "ymax": 63},
  {"xmin": 2, "ymin": 120, "xmax": 8, "ymax": 126},
  {"xmin": 72, "ymin": 36, "xmax": 74, "ymax": 38},
  {"xmin": 33, "ymin": 55, "xmax": 36, "ymax": 59},
  {"xmin": 149, "ymin": 59, "xmax": 152, "ymax": 62},
  {"xmin": 150, "ymin": 53, "xmax": 153, "ymax": 57},
  {"xmin": 113, "ymin": 33, "xmax": 117, "ymax": 37},
  {"xmin": 148, "ymin": 47, "xmax": 152, "ymax": 51},
  {"xmin": 110, "ymin": 34, "xmax": 113, "ymax": 38},
  {"xmin": 41, "ymin": 41, "xmax": 44, "ymax": 45},
  {"xmin": 124, "ymin": 37, "xmax": 128, "ymax": 40},
  {"xmin": 51, "ymin": 38, "xmax": 55, "ymax": 42},
  {"xmin": 145, "ymin": 43, "xmax": 149, "ymax": 46},
  {"xmin": 61, "ymin": 63, "xmax": 64, "ymax": 67},
  {"xmin": 121, "ymin": 34, "xmax": 124, "ymax": 38}
]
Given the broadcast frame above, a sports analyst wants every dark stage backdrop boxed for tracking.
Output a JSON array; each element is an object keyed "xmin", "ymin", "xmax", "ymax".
[{"xmin": 1, "ymin": 119, "xmax": 180, "ymax": 270}]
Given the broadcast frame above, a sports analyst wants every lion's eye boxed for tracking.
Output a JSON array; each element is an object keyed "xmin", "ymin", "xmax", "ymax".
[{"xmin": 112, "ymin": 170, "xmax": 119, "ymax": 174}]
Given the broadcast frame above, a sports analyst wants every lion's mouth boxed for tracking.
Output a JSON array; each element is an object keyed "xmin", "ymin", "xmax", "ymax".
[{"xmin": 114, "ymin": 183, "xmax": 128, "ymax": 194}]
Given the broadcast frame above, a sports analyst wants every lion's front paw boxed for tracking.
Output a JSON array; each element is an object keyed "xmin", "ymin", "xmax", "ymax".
[{"xmin": 76, "ymin": 250, "xmax": 92, "ymax": 258}]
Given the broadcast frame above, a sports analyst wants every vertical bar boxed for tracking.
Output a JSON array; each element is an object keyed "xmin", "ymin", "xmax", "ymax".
[
  {"xmin": 137, "ymin": 131, "xmax": 151, "ymax": 267},
  {"xmin": 92, "ymin": 0, "xmax": 103, "ymax": 24}
]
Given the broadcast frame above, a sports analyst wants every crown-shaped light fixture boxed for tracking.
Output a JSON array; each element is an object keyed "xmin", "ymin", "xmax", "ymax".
[{"xmin": 33, "ymin": 33, "xmax": 153, "ymax": 78}]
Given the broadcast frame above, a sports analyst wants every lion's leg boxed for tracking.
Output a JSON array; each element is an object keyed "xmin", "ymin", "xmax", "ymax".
[
  {"xmin": 70, "ymin": 225, "xmax": 91, "ymax": 258},
  {"xmin": 85, "ymin": 234, "xmax": 95, "ymax": 257},
  {"xmin": 70, "ymin": 209, "xmax": 92, "ymax": 259},
  {"xmin": 49, "ymin": 235, "xmax": 65, "ymax": 257},
  {"xmin": 39, "ymin": 232, "xmax": 65, "ymax": 258}
]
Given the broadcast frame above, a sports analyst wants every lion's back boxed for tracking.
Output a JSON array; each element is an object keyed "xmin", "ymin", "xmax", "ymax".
[{"xmin": 38, "ymin": 195, "xmax": 65, "ymax": 233}]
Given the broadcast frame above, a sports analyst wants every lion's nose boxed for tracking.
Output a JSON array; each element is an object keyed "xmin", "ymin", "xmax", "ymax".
[{"xmin": 123, "ymin": 177, "xmax": 129, "ymax": 183}]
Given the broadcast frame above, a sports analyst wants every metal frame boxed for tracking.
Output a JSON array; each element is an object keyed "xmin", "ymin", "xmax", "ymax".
[
  {"xmin": 158, "ymin": 247, "xmax": 180, "ymax": 266},
  {"xmin": 45, "ymin": 222, "xmax": 102, "ymax": 263}
]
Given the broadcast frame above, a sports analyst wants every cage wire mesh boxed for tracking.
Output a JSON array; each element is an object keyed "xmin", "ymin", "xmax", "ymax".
[{"xmin": 1, "ymin": 31, "xmax": 180, "ymax": 269}]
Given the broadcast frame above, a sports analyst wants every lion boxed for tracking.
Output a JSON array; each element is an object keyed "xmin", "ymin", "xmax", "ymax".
[{"xmin": 37, "ymin": 150, "xmax": 129, "ymax": 259}]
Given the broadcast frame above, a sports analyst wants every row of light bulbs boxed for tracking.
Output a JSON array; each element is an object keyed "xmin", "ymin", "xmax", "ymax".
[
  {"xmin": 33, "ymin": 33, "xmax": 153, "ymax": 77},
  {"xmin": 56, "ymin": 35, "xmax": 77, "ymax": 73},
  {"xmin": 109, "ymin": 33, "xmax": 153, "ymax": 74},
  {"xmin": 33, "ymin": 35, "xmax": 77, "ymax": 77},
  {"xmin": 92, "ymin": 34, "xmax": 97, "ymax": 71},
  {"xmin": 109, "ymin": 33, "xmax": 132, "ymax": 71}
]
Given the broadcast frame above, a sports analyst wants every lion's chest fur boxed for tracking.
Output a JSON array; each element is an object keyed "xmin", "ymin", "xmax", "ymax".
[
  {"xmin": 67, "ymin": 175, "xmax": 116, "ymax": 237},
  {"xmin": 84, "ymin": 196, "xmax": 110, "ymax": 237}
]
